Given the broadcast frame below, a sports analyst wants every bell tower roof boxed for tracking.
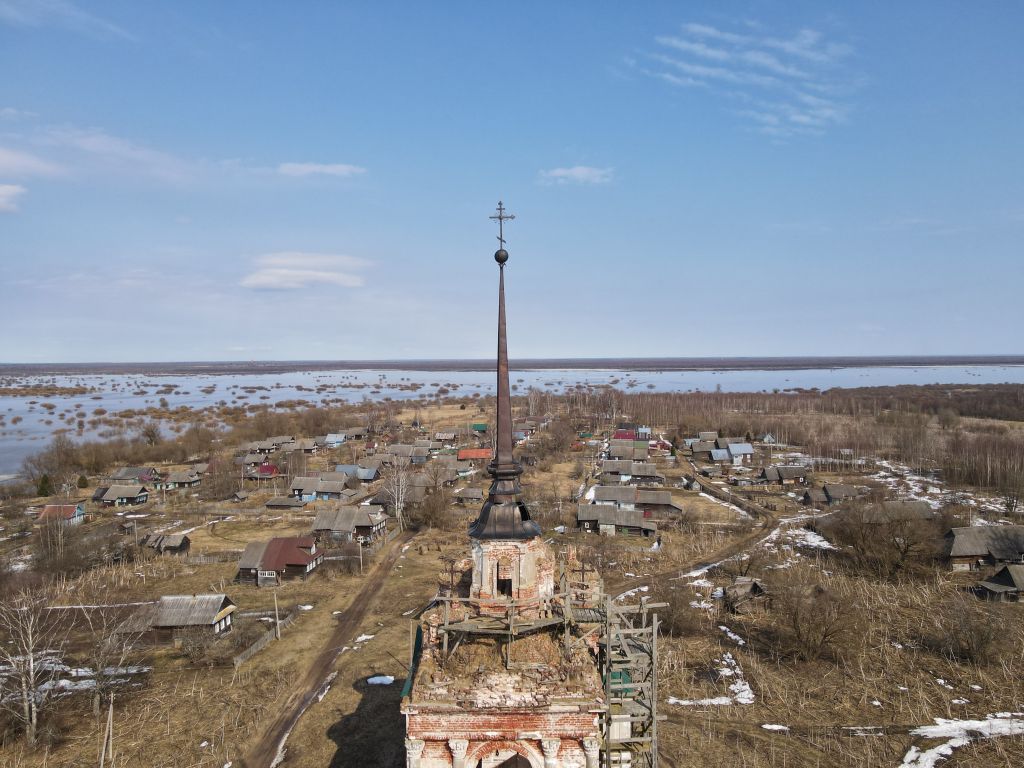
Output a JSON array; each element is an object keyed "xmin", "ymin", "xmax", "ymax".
[{"xmin": 468, "ymin": 201, "xmax": 540, "ymax": 541}]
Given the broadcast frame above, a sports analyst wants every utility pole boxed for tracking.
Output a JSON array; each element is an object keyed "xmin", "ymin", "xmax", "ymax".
[{"xmin": 274, "ymin": 591, "xmax": 281, "ymax": 640}]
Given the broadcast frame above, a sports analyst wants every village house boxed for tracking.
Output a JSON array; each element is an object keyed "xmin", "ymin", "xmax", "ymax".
[
  {"xmin": 335, "ymin": 463, "xmax": 380, "ymax": 482},
  {"xmin": 132, "ymin": 594, "xmax": 236, "ymax": 644},
  {"xmin": 714, "ymin": 437, "xmax": 746, "ymax": 450},
  {"xmin": 159, "ymin": 471, "xmax": 201, "ymax": 491},
  {"xmin": 36, "ymin": 502, "xmax": 86, "ymax": 526},
  {"xmin": 245, "ymin": 462, "xmax": 280, "ymax": 481},
  {"xmin": 141, "ymin": 533, "xmax": 191, "ymax": 556},
  {"xmin": 576, "ymin": 505, "xmax": 657, "ymax": 537},
  {"xmin": 976, "ymin": 565, "xmax": 1024, "ymax": 602},
  {"xmin": 97, "ymin": 485, "xmax": 150, "ymax": 506},
  {"xmin": 945, "ymin": 526, "xmax": 1024, "ymax": 571},
  {"xmin": 690, "ymin": 440, "xmax": 717, "ymax": 461},
  {"xmin": 110, "ymin": 466, "xmax": 161, "ymax": 484},
  {"xmin": 726, "ymin": 442, "xmax": 754, "ymax": 465},
  {"xmin": 607, "ymin": 439, "xmax": 648, "ymax": 461},
  {"xmin": 457, "ymin": 447, "xmax": 492, "ymax": 464},
  {"xmin": 698, "ymin": 430, "xmax": 719, "ymax": 442},
  {"xmin": 325, "ymin": 432, "xmax": 347, "ymax": 448},
  {"xmin": 311, "ymin": 506, "xmax": 387, "ymax": 544},
  {"xmin": 599, "ymin": 460, "xmax": 665, "ymax": 486},
  {"xmin": 589, "ymin": 486, "xmax": 682, "ymax": 517},
  {"xmin": 760, "ymin": 465, "xmax": 809, "ymax": 485},
  {"xmin": 802, "ymin": 483, "xmax": 863, "ymax": 506},
  {"xmin": 453, "ymin": 487, "xmax": 484, "ymax": 505},
  {"xmin": 236, "ymin": 536, "xmax": 323, "ymax": 586}
]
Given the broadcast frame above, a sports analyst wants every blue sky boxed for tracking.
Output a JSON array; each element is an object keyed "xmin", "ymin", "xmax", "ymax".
[{"xmin": 0, "ymin": 1, "xmax": 1021, "ymax": 362}]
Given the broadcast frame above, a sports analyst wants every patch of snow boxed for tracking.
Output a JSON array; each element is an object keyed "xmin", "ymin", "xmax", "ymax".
[
  {"xmin": 761, "ymin": 724, "xmax": 790, "ymax": 732},
  {"xmin": 900, "ymin": 713, "xmax": 1024, "ymax": 768},
  {"xmin": 719, "ymin": 626, "xmax": 745, "ymax": 646},
  {"xmin": 298, "ymin": 604, "xmax": 313, "ymax": 611},
  {"xmin": 666, "ymin": 652, "xmax": 753, "ymax": 707},
  {"xmin": 367, "ymin": 675, "xmax": 395, "ymax": 685},
  {"xmin": 951, "ymin": 698, "xmax": 969, "ymax": 705},
  {"xmin": 355, "ymin": 634, "xmax": 375, "ymax": 643}
]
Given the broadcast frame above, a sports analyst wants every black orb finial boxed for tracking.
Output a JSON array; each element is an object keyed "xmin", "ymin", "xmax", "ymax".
[{"xmin": 494, "ymin": 248, "xmax": 509, "ymax": 265}]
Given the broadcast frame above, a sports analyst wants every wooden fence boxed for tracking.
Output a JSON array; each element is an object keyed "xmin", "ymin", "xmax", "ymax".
[{"xmin": 231, "ymin": 611, "xmax": 298, "ymax": 668}]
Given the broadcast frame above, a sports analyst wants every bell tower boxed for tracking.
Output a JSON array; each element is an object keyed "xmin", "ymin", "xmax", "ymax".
[{"xmin": 468, "ymin": 202, "xmax": 553, "ymax": 615}]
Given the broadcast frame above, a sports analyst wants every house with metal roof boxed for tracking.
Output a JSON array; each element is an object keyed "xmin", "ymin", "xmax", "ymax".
[
  {"xmin": 37, "ymin": 502, "xmax": 86, "ymax": 526},
  {"xmin": 727, "ymin": 443, "xmax": 754, "ymax": 465},
  {"xmin": 100, "ymin": 485, "xmax": 150, "ymax": 506},
  {"xmin": 237, "ymin": 536, "xmax": 323, "ymax": 586}
]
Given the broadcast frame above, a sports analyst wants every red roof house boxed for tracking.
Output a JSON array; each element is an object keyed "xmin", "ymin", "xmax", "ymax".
[
  {"xmin": 236, "ymin": 536, "xmax": 323, "ymax": 587},
  {"xmin": 458, "ymin": 448, "xmax": 493, "ymax": 462}
]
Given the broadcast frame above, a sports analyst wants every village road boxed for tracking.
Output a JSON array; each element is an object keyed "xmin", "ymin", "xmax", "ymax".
[{"xmin": 238, "ymin": 528, "xmax": 417, "ymax": 768}]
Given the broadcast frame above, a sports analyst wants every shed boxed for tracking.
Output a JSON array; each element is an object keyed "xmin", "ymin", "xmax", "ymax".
[{"xmin": 977, "ymin": 565, "xmax": 1024, "ymax": 601}]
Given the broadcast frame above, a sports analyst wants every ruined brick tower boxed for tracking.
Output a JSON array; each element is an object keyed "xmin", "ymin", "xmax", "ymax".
[{"xmin": 401, "ymin": 203, "xmax": 659, "ymax": 768}]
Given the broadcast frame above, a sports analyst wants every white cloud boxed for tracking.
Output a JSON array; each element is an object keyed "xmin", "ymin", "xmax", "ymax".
[
  {"xmin": 638, "ymin": 20, "xmax": 857, "ymax": 137},
  {"xmin": 0, "ymin": 107, "xmax": 37, "ymax": 120},
  {"xmin": 539, "ymin": 166, "xmax": 614, "ymax": 185},
  {"xmin": 277, "ymin": 162, "xmax": 366, "ymax": 178},
  {"xmin": 41, "ymin": 127, "xmax": 189, "ymax": 182},
  {"xmin": 0, "ymin": 0, "xmax": 135, "ymax": 40},
  {"xmin": 656, "ymin": 36, "xmax": 731, "ymax": 61},
  {"xmin": 0, "ymin": 146, "xmax": 63, "ymax": 176},
  {"xmin": 240, "ymin": 252, "xmax": 370, "ymax": 291},
  {"xmin": 0, "ymin": 184, "xmax": 26, "ymax": 212}
]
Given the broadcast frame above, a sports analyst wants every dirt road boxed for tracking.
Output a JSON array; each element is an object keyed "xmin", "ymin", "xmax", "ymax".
[{"xmin": 238, "ymin": 529, "xmax": 416, "ymax": 768}]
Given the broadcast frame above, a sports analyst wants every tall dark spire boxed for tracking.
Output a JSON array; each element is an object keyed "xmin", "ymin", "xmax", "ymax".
[{"xmin": 469, "ymin": 202, "xmax": 540, "ymax": 541}]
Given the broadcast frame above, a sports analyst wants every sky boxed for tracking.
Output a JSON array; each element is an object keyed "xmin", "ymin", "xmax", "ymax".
[{"xmin": 0, "ymin": 1, "xmax": 1022, "ymax": 363}]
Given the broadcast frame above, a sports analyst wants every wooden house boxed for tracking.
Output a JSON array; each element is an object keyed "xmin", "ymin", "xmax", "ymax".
[
  {"xmin": 453, "ymin": 487, "xmax": 484, "ymax": 505},
  {"xmin": 760, "ymin": 465, "xmax": 808, "ymax": 485},
  {"xmin": 236, "ymin": 537, "xmax": 323, "ymax": 586},
  {"xmin": 141, "ymin": 533, "xmax": 191, "ymax": 556},
  {"xmin": 110, "ymin": 466, "xmax": 161, "ymax": 485},
  {"xmin": 311, "ymin": 506, "xmax": 387, "ymax": 544},
  {"xmin": 160, "ymin": 471, "xmax": 201, "ymax": 491},
  {"xmin": 945, "ymin": 526, "xmax": 1024, "ymax": 571},
  {"xmin": 100, "ymin": 485, "xmax": 150, "ymax": 506},
  {"xmin": 132, "ymin": 594, "xmax": 236, "ymax": 644},
  {"xmin": 37, "ymin": 502, "xmax": 86, "ymax": 526},
  {"xmin": 976, "ymin": 565, "xmax": 1024, "ymax": 601},
  {"xmin": 576, "ymin": 505, "xmax": 657, "ymax": 537}
]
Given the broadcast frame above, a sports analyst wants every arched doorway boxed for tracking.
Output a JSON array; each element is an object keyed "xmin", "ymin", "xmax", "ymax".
[
  {"xmin": 470, "ymin": 741, "xmax": 544, "ymax": 768},
  {"xmin": 479, "ymin": 750, "xmax": 531, "ymax": 768}
]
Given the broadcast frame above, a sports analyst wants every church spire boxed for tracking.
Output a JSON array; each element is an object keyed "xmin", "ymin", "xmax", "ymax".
[{"xmin": 468, "ymin": 202, "xmax": 540, "ymax": 540}]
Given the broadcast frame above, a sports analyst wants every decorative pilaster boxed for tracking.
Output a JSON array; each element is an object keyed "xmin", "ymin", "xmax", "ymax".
[
  {"xmin": 541, "ymin": 737, "xmax": 561, "ymax": 768},
  {"xmin": 582, "ymin": 737, "xmax": 600, "ymax": 768},
  {"xmin": 448, "ymin": 738, "xmax": 469, "ymax": 768},
  {"xmin": 405, "ymin": 738, "xmax": 425, "ymax": 768}
]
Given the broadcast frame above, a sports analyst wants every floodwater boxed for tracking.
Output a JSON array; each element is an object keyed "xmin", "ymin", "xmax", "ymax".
[{"xmin": 2, "ymin": 364, "xmax": 1022, "ymax": 477}]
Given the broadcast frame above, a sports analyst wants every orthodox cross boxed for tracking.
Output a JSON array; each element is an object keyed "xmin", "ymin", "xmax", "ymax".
[{"xmin": 489, "ymin": 200, "xmax": 515, "ymax": 249}]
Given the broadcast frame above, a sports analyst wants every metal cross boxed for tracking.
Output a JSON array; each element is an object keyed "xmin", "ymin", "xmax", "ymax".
[{"xmin": 489, "ymin": 200, "xmax": 515, "ymax": 249}]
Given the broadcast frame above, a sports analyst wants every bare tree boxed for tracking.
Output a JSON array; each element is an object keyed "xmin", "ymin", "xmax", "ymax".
[
  {"xmin": 0, "ymin": 589, "xmax": 69, "ymax": 747},
  {"xmin": 76, "ymin": 600, "xmax": 145, "ymax": 716},
  {"xmin": 382, "ymin": 455, "xmax": 411, "ymax": 532}
]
